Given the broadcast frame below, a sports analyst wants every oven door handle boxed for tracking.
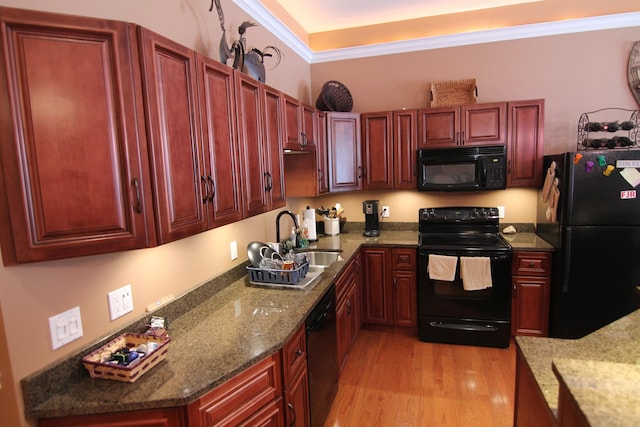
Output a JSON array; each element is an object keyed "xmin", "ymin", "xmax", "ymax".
[{"xmin": 429, "ymin": 321, "xmax": 498, "ymax": 332}]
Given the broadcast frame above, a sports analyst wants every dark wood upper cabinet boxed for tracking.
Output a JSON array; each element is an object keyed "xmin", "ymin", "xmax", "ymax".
[
  {"xmin": 261, "ymin": 84, "xmax": 286, "ymax": 210},
  {"xmin": 283, "ymin": 94, "xmax": 303, "ymax": 150},
  {"xmin": 327, "ymin": 112, "xmax": 362, "ymax": 192},
  {"xmin": 361, "ymin": 111, "xmax": 393, "ymax": 190},
  {"xmin": 235, "ymin": 73, "xmax": 285, "ymax": 217},
  {"xmin": 137, "ymin": 27, "xmax": 206, "ymax": 244},
  {"xmin": 418, "ymin": 102, "xmax": 507, "ymax": 148},
  {"xmin": 196, "ymin": 55, "xmax": 244, "ymax": 228},
  {"xmin": 0, "ymin": 8, "xmax": 156, "ymax": 265},
  {"xmin": 393, "ymin": 109, "xmax": 418, "ymax": 189},
  {"xmin": 236, "ymin": 72, "xmax": 268, "ymax": 217},
  {"xmin": 507, "ymin": 99, "xmax": 545, "ymax": 188},
  {"xmin": 361, "ymin": 109, "xmax": 417, "ymax": 190}
]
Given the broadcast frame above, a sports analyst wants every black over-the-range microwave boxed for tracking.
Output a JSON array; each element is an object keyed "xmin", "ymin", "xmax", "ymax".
[{"xmin": 416, "ymin": 145, "xmax": 506, "ymax": 191}]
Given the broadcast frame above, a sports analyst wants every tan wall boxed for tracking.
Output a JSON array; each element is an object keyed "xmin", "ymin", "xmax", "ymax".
[{"xmin": 0, "ymin": 1, "xmax": 638, "ymax": 426}]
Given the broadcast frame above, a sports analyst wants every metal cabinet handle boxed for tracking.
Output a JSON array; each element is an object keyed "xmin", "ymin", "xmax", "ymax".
[
  {"xmin": 295, "ymin": 349, "xmax": 303, "ymax": 357},
  {"xmin": 207, "ymin": 176, "xmax": 215, "ymax": 201},
  {"xmin": 132, "ymin": 178, "xmax": 142, "ymax": 213},
  {"xmin": 461, "ymin": 130, "xmax": 465, "ymax": 145},
  {"xmin": 264, "ymin": 172, "xmax": 273, "ymax": 192},
  {"xmin": 201, "ymin": 176, "xmax": 209, "ymax": 203},
  {"xmin": 288, "ymin": 403, "xmax": 297, "ymax": 427}
]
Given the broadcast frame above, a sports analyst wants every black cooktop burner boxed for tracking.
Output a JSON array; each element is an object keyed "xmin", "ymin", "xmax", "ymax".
[
  {"xmin": 418, "ymin": 207, "xmax": 511, "ymax": 252},
  {"xmin": 419, "ymin": 232, "xmax": 511, "ymax": 251}
]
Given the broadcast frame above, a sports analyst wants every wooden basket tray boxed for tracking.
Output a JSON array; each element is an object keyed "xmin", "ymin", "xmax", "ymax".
[{"xmin": 82, "ymin": 333, "xmax": 170, "ymax": 383}]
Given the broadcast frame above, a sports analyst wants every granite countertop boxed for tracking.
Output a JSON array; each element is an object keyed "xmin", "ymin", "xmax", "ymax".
[
  {"xmin": 500, "ymin": 232, "xmax": 554, "ymax": 251},
  {"xmin": 23, "ymin": 227, "xmax": 551, "ymax": 420},
  {"xmin": 22, "ymin": 230, "xmax": 418, "ymax": 420},
  {"xmin": 516, "ymin": 309, "xmax": 640, "ymax": 423}
]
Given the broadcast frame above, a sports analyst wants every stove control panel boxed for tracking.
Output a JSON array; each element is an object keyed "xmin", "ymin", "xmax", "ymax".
[{"xmin": 419, "ymin": 207, "xmax": 499, "ymax": 222}]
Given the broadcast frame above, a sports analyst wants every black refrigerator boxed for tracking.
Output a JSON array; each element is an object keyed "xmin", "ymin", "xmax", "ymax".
[{"xmin": 537, "ymin": 149, "xmax": 640, "ymax": 339}]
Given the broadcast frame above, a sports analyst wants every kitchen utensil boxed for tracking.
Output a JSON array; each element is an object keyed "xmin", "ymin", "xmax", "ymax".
[{"xmin": 247, "ymin": 241, "xmax": 270, "ymax": 267}]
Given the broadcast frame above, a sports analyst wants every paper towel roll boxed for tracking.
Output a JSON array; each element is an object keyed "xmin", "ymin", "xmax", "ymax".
[{"xmin": 302, "ymin": 208, "xmax": 317, "ymax": 241}]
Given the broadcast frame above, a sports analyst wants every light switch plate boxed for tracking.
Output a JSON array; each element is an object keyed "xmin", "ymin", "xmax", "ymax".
[
  {"xmin": 230, "ymin": 240, "xmax": 238, "ymax": 260},
  {"xmin": 497, "ymin": 206, "xmax": 505, "ymax": 218},
  {"xmin": 48, "ymin": 306, "xmax": 83, "ymax": 350}
]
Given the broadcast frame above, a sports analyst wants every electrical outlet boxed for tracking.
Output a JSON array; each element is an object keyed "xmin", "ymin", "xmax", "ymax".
[
  {"xmin": 382, "ymin": 206, "xmax": 390, "ymax": 217},
  {"xmin": 48, "ymin": 306, "xmax": 83, "ymax": 350},
  {"xmin": 497, "ymin": 206, "xmax": 506, "ymax": 219},
  {"xmin": 108, "ymin": 284, "xmax": 134, "ymax": 321},
  {"xmin": 230, "ymin": 240, "xmax": 238, "ymax": 260}
]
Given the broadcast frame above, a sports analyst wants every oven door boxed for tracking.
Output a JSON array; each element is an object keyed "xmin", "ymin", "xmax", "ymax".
[{"xmin": 417, "ymin": 247, "xmax": 512, "ymax": 347}]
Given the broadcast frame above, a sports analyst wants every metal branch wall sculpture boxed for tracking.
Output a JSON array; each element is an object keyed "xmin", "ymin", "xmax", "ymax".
[{"xmin": 209, "ymin": 0, "xmax": 282, "ymax": 82}]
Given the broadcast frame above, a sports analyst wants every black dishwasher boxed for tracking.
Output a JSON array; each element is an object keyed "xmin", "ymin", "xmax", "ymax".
[{"xmin": 305, "ymin": 285, "xmax": 338, "ymax": 427}]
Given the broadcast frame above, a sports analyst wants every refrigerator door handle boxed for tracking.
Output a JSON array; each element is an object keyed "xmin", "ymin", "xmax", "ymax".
[{"xmin": 562, "ymin": 228, "xmax": 572, "ymax": 293}]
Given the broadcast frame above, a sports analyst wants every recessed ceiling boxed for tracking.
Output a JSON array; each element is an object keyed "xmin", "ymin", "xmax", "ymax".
[
  {"xmin": 274, "ymin": 0, "xmax": 541, "ymax": 33},
  {"xmin": 237, "ymin": 0, "xmax": 640, "ymax": 61}
]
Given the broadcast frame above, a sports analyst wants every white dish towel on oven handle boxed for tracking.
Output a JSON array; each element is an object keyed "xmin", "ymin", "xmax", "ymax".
[
  {"xmin": 428, "ymin": 254, "xmax": 458, "ymax": 281},
  {"xmin": 460, "ymin": 256, "xmax": 492, "ymax": 290}
]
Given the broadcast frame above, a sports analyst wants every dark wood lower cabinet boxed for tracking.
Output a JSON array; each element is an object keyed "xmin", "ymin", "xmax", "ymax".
[
  {"xmin": 361, "ymin": 247, "xmax": 416, "ymax": 328},
  {"xmin": 514, "ymin": 345, "xmax": 557, "ymax": 427},
  {"xmin": 39, "ymin": 408, "xmax": 186, "ymax": 427},
  {"xmin": 187, "ymin": 353, "xmax": 283, "ymax": 427},
  {"xmin": 511, "ymin": 251, "xmax": 552, "ymax": 336},
  {"xmin": 282, "ymin": 325, "xmax": 310, "ymax": 427},
  {"xmin": 335, "ymin": 251, "xmax": 362, "ymax": 374}
]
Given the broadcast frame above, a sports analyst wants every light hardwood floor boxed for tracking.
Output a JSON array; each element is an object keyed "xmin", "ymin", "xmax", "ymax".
[{"xmin": 324, "ymin": 328, "xmax": 516, "ymax": 427}]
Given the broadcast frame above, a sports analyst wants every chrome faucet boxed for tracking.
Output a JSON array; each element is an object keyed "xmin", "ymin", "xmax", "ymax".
[{"xmin": 275, "ymin": 210, "xmax": 299, "ymax": 247}]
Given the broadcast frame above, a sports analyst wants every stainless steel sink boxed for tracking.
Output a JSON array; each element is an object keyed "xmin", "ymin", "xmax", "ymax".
[{"xmin": 300, "ymin": 251, "xmax": 343, "ymax": 268}]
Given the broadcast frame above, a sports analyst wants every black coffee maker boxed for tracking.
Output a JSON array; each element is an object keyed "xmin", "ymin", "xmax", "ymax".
[{"xmin": 363, "ymin": 200, "xmax": 380, "ymax": 237}]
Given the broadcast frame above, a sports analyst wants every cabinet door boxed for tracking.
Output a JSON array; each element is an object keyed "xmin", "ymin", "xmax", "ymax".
[
  {"xmin": 336, "ymin": 297, "xmax": 351, "ymax": 374},
  {"xmin": 462, "ymin": 102, "xmax": 507, "ymax": 146},
  {"xmin": 507, "ymin": 99, "xmax": 544, "ymax": 188},
  {"xmin": 188, "ymin": 353, "xmax": 282, "ymax": 427},
  {"xmin": 417, "ymin": 106, "xmax": 459, "ymax": 148},
  {"xmin": 40, "ymin": 408, "xmax": 186, "ymax": 427},
  {"xmin": 283, "ymin": 94, "xmax": 302, "ymax": 150},
  {"xmin": 362, "ymin": 247, "xmax": 393, "ymax": 325},
  {"xmin": 0, "ymin": 9, "xmax": 155, "ymax": 265},
  {"xmin": 327, "ymin": 112, "xmax": 362, "ymax": 192},
  {"xmin": 301, "ymin": 104, "xmax": 317, "ymax": 150},
  {"xmin": 316, "ymin": 111, "xmax": 329, "ymax": 194},
  {"xmin": 393, "ymin": 109, "xmax": 418, "ymax": 189},
  {"xmin": 235, "ymin": 72, "xmax": 268, "ymax": 217},
  {"xmin": 284, "ymin": 366, "xmax": 310, "ymax": 427},
  {"xmin": 512, "ymin": 276, "xmax": 550, "ymax": 336},
  {"xmin": 138, "ymin": 27, "xmax": 205, "ymax": 244},
  {"xmin": 196, "ymin": 55, "xmax": 244, "ymax": 228},
  {"xmin": 362, "ymin": 112, "xmax": 393, "ymax": 190},
  {"xmin": 262, "ymin": 85, "xmax": 286, "ymax": 209},
  {"xmin": 393, "ymin": 270, "xmax": 417, "ymax": 327},
  {"xmin": 239, "ymin": 397, "xmax": 285, "ymax": 427}
]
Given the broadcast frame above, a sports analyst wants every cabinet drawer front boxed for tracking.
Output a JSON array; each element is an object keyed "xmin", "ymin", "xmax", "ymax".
[
  {"xmin": 188, "ymin": 353, "xmax": 282, "ymax": 427},
  {"xmin": 512, "ymin": 252, "xmax": 551, "ymax": 276},
  {"xmin": 391, "ymin": 248, "xmax": 416, "ymax": 270},
  {"xmin": 282, "ymin": 325, "xmax": 306, "ymax": 386}
]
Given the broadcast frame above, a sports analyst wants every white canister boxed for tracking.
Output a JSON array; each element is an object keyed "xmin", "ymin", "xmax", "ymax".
[{"xmin": 323, "ymin": 217, "xmax": 340, "ymax": 236}]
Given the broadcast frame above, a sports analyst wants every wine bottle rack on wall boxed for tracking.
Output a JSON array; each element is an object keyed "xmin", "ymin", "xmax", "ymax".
[{"xmin": 577, "ymin": 108, "xmax": 639, "ymax": 151}]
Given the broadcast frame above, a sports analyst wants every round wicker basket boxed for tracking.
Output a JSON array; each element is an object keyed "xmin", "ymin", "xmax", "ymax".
[{"xmin": 316, "ymin": 80, "xmax": 353, "ymax": 112}]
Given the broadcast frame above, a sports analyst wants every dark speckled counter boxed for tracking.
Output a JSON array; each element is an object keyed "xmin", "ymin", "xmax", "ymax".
[
  {"xmin": 500, "ymin": 232, "xmax": 553, "ymax": 251},
  {"xmin": 22, "ymin": 230, "xmax": 418, "ymax": 420},
  {"xmin": 517, "ymin": 310, "xmax": 640, "ymax": 425}
]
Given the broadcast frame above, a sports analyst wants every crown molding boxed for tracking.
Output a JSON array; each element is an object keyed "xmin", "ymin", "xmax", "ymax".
[{"xmin": 232, "ymin": 1, "xmax": 640, "ymax": 64}]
